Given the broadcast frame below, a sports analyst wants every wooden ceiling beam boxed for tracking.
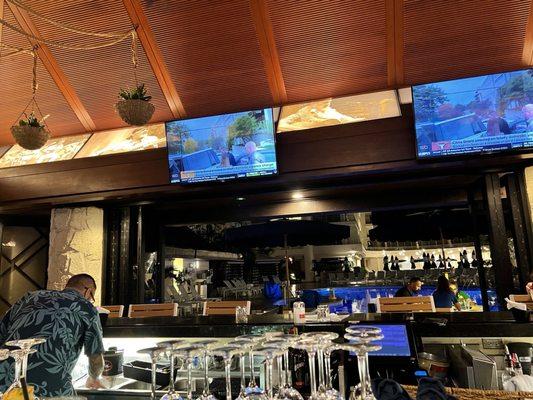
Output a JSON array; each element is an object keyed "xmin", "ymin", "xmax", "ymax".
[
  {"xmin": 7, "ymin": 3, "xmax": 96, "ymax": 131},
  {"xmin": 0, "ymin": 0, "xmax": 5, "ymax": 48},
  {"xmin": 122, "ymin": 0, "xmax": 186, "ymax": 119},
  {"xmin": 249, "ymin": 0, "xmax": 287, "ymax": 105},
  {"xmin": 522, "ymin": 0, "xmax": 533, "ymax": 66},
  {"xmin": 385, "ymin": 0, "xmax": 404, "ymax": 87}
]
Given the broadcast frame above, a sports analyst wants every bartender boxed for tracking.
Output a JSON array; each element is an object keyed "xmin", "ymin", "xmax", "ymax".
[
  {"xmin": 394, "ymin": 276, "xmax": 423, "ymax": 297},
  {"xmin": 0, "ymin": 274, "xmax": 105, "ymax": 397}
]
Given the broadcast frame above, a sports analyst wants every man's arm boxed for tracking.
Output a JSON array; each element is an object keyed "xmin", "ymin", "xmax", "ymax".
[{"xmin": 88, "ymin": 353, "xmax": 104, "ymax": 379}]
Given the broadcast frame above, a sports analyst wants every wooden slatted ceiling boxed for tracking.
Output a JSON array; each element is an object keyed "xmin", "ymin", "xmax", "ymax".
[
  {"xmin": 267, "ymin": 0, "xmax": 389, "ymax": 103},
  {"xmin": 21, "ymin": 0, "xmax": 173, "ymax": 131},
  {"xmin": 403, "ymin": 0, "xmax": 532, "ymax": 85},
  {"xmin": 0, "ymin": 0, "xmax": 532, "ymax": 147},
  {"xmin": 140, "ymin": 0, "xmax": 273, "ymax": 118},
  {"xmin": 0, "ymin": 3, "xmax": 85, "ymax": 145}
]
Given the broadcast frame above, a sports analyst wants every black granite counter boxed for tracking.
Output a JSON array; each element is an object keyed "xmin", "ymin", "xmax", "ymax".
[{"xmin": 102, "ymin": 311, "xmax": 532, "ymax": 338}]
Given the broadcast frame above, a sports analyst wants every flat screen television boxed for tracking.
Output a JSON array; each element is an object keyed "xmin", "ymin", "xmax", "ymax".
[
  {"xmin": 165, "ymin": 108, "xmax": 277, "ymax": 184},
  {"xmin": 412, "ymin": 68, "xmax": 533, "ymax": 158}
]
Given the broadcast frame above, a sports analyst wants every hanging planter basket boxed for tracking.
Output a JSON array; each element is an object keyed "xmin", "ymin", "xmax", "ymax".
[
  {"xmin": 115, "ymin": 99, "xmax": 155, "ymax": 126},
  {"xmin": 11, "ymin": 125, "xmax": 50, "ymax": 150}
]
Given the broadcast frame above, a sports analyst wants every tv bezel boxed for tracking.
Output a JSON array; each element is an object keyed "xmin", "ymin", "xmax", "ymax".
[
  {"xmin": 411, "ymin": 67, "xmax": 533, "ymax": 161},
  {"xmin": 164, "ymin": 107, "xmax": 279, "ymax": 186}
]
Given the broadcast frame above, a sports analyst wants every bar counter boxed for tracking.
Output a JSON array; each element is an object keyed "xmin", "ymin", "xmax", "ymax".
[{"xmin": 103, "ymin": 311, "xmax": 533, "ymax": 338}]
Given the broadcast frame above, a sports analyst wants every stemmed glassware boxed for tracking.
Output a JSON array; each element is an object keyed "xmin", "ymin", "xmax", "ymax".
[
  {"xmin": 252, "ymin": 346, "xmax": 284, "ymax": 400},
  {"xmin": 264, "ymin": 335, "xmax": 304, "ymax": 400},
  {"xmin": 138, "ymin": 346, "xmax": 166, "ymax": 400},
  {"xmin": 231, "ymin": 340, "xmax": 255, "ymax": 400},
  {"xmin": 175, "ymin": 345, "xmax": 203, "ymax": 400},
  {"xmin": 300, "ymin": 332, "xmax": 339, "ymax": 397},
  {"xmin": 0, "ymin": 349, "xmax": 9, "ymax": 399},
  {"xmin": 4, "ymin": 337, "xmax": 46, "ymax": 399},
  {"xmin": 344, "ymin": 326, "xmax": 383, "ymax": 400},
  {"xmin": 234, "ymin": 334, "xmax": 264, "ymax": 395},
  {"xmin": 157, "ymin": 340, "xmax": 187, "ymax": 400},
  {"xmin": 193, "ymin": 339, "xmax": 220, "ymax": 400},
  {"xmin": 292, "ymin": 338, "xmax": 323, "ymax": 400},
  {"xmin": 210, "ymin": 345, "xmax": 240, "ymax": 400}
]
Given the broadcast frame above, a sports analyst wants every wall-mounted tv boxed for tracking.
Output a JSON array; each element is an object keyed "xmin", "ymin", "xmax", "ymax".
[
  {"xmin": 413, "ymin": 68, "xmax": 533, "ymax": 158},
  {"xmin": 165, "ymin": 108, "xmax": 277, "ymax": 184}
]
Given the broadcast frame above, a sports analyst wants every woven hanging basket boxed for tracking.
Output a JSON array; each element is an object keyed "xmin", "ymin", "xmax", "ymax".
[
  {"xmin": 10, "ymin": 125, "xmax": 50, "ymax": 150},
  {"xmin": 404, "ymin": 385, "xmax": 533, "ymax": 400},
  {"xmin": 115, "ymin": 99, "xmax": 155, "ymax": 126}
]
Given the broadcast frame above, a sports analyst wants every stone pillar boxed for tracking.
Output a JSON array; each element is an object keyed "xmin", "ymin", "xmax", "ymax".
[
  {"xmin": 303, "ymin": 245, "xmax": 315, "ymax": 282},
  {"xmin": 48, "ymin": 207, "xmax": 104, "ymax": 305}
]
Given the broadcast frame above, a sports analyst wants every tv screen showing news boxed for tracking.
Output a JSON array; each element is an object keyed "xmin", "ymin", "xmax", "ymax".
[
  {"xmin": 413, "ymin": 69, "xmax": 533, "ymax": 158},
  {"xmin": 165, "ymin": 108, "xmax": 277, "ymax": 184}
]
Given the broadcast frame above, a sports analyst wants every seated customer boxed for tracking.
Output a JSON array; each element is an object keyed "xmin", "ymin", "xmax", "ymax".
[
  {"xmin": 394, "ymin": 277, "xmax": 422, "ymax": 297},
  {"xmin": 433, "ymin": 275, "xmax": 461, "ymax": 310}
]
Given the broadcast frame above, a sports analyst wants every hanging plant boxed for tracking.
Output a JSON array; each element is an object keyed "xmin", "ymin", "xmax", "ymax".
[
  {"xmin": 115, "ymin": 83, "xmax": 155, "ymax": 126},
  {"xmin": 11, "ymin": 112, "xmax": 50, "ymax": 150}
]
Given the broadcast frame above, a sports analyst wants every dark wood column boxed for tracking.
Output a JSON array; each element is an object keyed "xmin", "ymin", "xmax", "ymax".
[
  {"xmin": 503, "ymin": 171, "xmax": 533, "ymax": 289},
  {"xmin": 484, "ymin": 173, "xmax": 515, "ymax": 307}
]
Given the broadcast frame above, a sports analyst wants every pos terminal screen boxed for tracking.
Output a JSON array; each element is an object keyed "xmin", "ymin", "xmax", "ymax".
[{"xmin": 349, "ymin": 324, "xmax": 412, "ymax": 357}]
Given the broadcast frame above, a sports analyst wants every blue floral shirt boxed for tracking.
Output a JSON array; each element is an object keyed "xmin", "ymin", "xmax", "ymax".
[{"xmin": 0, "ymin": 288, "xmax": 104, "ymax": 398}]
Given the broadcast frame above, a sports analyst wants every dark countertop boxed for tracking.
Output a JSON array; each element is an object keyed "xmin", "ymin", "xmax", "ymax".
[{"xmin": 102, "ymin": 311, "xmax": 533, "ymax": 338}]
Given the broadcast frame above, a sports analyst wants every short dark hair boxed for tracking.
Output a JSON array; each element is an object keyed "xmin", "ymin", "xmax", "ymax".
[
  {"xmin": 66, "ymin": 274, "xmax": 96, "ymax": 290},
  {"xmin": 409, "ymin": 276, "xmax": 422, "ymax": 284}
]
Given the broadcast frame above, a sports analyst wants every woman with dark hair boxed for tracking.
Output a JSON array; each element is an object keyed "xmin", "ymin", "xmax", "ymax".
[{"xmin": 432, "ymin": 275, "xmax": 461, "ymax": 310}]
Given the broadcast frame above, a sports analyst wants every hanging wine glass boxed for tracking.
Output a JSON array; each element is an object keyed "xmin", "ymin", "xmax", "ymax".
[
  {"xmin": 138, "ymin": 347, "xmax": 166, "ymax": 400},
  {"xmin": 210, "ymin": 345, "xmax": 240, "ymax": 400},
  {"xmin": 264, "ymin": 335, "xmax": 303, "ymax": 400},
  {"xmin": 234, "ymin": 334, "xmax": 265, "ymax": 395},
  {"xmin": 157, "ymin": 340, "xmax": 187, "ymax": 400},
  {"xmin": 2, "ymin": 348, "xmax": 37, "ymax": 399},
  {"xmin": 193, "ymin": 339, "xmax": 220, "ymax": 400},
  {"xmin": 252, "ymin": 346, "xmax": 284, "ymax": 400}
]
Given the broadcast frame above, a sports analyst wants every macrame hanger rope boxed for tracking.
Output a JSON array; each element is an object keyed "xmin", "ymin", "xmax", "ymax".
[
  {"xmin": 0, "ymin": 16, "xmax": 133, "ymax": 50},
  {"xmin": 6, "ymin": 0, "xmax": 130, "ymax": 39},
  {"xmin": 131, "ymin": 29, "xmax": 139, "ymax": 86}
]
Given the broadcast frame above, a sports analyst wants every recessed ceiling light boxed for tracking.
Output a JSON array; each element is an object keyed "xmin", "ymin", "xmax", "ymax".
[
  {"xmin": 292, "ymin": 191, "xmax": 304, "ymax": 200},
  {"xmin": 236, "ymin": 197, "xmax": 246, "ymax": 201}
]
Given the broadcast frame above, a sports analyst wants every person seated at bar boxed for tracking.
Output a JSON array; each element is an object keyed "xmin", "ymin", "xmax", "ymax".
[
  {"xmin": 432, "ymin": 275, "xmax": 461, "ymax": 311},
  {"xmin": 394, "ymin": 276, "xmax": 423, "ymax": 297},
  {"xmin": 526, "ymin": 271, "xmax": 533, "ymax": 299},
  {"xmin": 0, "ymin": 274, "xmax": 105, "ymax": 397}
]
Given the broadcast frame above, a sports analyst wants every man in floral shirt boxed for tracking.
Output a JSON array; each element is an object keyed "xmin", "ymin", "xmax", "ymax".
[{"xmin": 0, "ymin": 274, "xmax": 105, "ymax": 397}]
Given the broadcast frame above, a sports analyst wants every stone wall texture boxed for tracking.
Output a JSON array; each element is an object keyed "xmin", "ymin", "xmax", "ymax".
[{"xmin": 47, "ymin": 207, "xmax": 104, "ymax": 305}]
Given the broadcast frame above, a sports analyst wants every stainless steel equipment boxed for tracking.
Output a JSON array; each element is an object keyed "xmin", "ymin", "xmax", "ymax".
[{"xmin": 447, "ymin": 345, "xmax": 498, "ymax": 389}]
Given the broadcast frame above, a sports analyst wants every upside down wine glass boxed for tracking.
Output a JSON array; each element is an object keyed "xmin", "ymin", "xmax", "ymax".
[
  {"xmin": 138, "ymin": 347, "xmax": 166, "ymax": 400},
  {"xmin": 252, "ymin": 346, "xmax": 284, "ymax": 400},
  {"xmin": 194, "ymin": 339, "xmax": 220, "ymax": 400},
  {"xmin": 234, "ymin": 334, "xmax": 265, "ymax": 396},
  {"xmin": 344, "ymin": 326, "xmax": 383, "ymax": 400},
  {"xmin": 157, "ymin": 340, "xmax": 187, "ymax": 400},
  {"xmin": 263, "ymin": 334, "xmax": 303, "ymax": 400},
  {"xmin": 211, "ymin": 346, "xmax": 240, "ymax": 400}
]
